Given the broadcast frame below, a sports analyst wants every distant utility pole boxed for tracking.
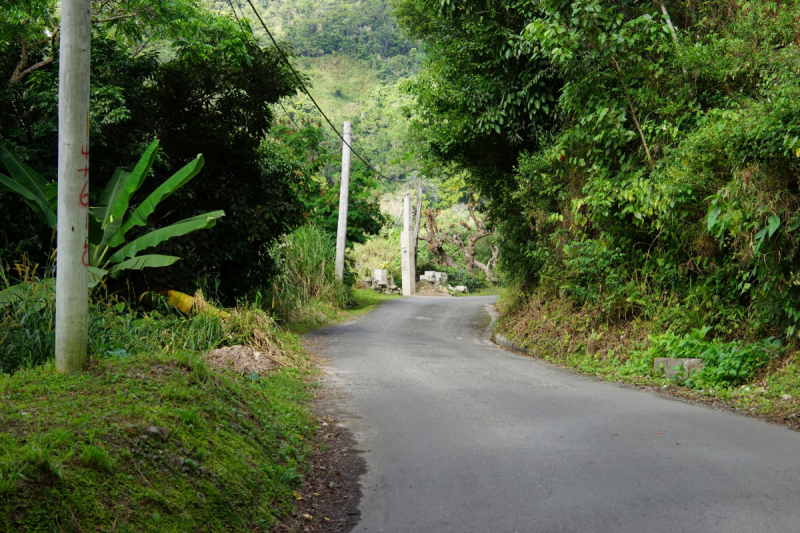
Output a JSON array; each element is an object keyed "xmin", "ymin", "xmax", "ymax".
[
  {"xmin": 335, "ymin": 121, "xmax": 351, "ymax": 281},
  {"xmin": 413, "ymin": 178, "xmax": 422, "ymax": 267},
  {"xmin": 401, "ymin": 194, "xmax": 416, "ymax": 296},
  {"xmin": 55, "ymin": 0, "xmax": 91, "ymax": 374}
]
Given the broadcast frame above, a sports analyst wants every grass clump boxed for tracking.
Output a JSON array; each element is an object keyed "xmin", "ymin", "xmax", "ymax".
[
  {"xmin": 269, "ymin": 225, "xmax": 353, "ymax": 326},
  {"xmin": 0, "ymin": 351, "xmax": 315, "ymax": 532}
]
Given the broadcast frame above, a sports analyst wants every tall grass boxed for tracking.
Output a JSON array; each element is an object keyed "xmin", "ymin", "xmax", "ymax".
[
  {"xmin": 0, "ymin": 224, "xmax": 350, "ymax": 374},
  {"xmin": 269, "ymin": 225, "xmax": 352, "ymax": 324},
  {"xmin": 0, "ymin": 276, "xmax": 299, "ymax": 375}
]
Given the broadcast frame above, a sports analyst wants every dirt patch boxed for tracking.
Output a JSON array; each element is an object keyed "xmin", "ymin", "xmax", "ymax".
[
  {"xmin": 205, "ymin": 345, "xmax": 276, "ymax": 375},
  {"xmin": 271, "ymin": 409, "xmax": 365, "ymax": 533}
]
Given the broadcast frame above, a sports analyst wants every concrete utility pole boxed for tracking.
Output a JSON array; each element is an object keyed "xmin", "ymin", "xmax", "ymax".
[
  {"xmin": 401, "ymin": 195, "xmax": 416, "ymax": 296},
  {"xmin": 413, "ymin": 179, "xmax": 423, "ymax": 267},
  {"xmin": 335, "ymin": 121, "xmax": 351, "ymax": 281},
  {"xmin": 55, "ymin": 0, "xmax": 91, "ymax": 374}
]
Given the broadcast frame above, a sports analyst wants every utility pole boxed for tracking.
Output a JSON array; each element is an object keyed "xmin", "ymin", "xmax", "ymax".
[
  {"xmin": 401, "ymin": 194, "xmax": 416, "ymax": 296},
  {"xmin": 335, "ymin": 121, "xmax": 351, "ymax": 281},
  {"xmin": 413, "ymin": 178, "xmax": 423, "ymax": 267},
  {"xmin": 55, "ymin": 0, "xmax": 91, "ymax": 374}
]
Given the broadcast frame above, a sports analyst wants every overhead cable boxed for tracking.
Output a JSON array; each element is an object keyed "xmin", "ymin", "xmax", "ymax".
[{"xmin": 231, "ymin": 0, "xmax": 392, "ymax": 181}]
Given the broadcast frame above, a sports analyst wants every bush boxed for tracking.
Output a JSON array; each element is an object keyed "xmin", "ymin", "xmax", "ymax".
[
  {"xmin": 626, "ymin": 327, "xmax": 782, "ymax": 388},
  {"xmin": 442, "ymin": 267, "xmax": 488, "ymax": 293},
  {"xmin": 269, "ymin": 225, "xmax": 352, "ymax": 324}
]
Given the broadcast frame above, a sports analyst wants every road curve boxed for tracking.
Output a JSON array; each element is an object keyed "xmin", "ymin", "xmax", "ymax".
[{"xmin": 309, "ymin": 295, "xmax": 800, "ymax": 533}]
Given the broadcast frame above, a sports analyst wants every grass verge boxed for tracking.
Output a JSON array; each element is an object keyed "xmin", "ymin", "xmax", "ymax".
[
  {"xmin": 286, "ymin": 289, "xmax": 400, "ymax": 334},
  {"xmin": 0, "ymin": 351, "xmax": 314, "ymax": 532}
]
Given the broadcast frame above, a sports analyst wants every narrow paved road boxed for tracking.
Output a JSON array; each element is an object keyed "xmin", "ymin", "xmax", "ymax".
[{"xmin": 311, "ymin": 296, "xmax": 800, "ymax": 532}]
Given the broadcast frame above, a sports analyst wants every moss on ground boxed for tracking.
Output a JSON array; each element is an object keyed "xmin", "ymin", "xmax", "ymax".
[{"xmin": 0, "ymin": 350, "xmax": 315, "ymax": 532}]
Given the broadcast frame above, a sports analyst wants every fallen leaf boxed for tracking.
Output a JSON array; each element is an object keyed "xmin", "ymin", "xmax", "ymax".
[
  {"xmin": 302, "ymin": 513, "xmax": 313, "ymax": 521},
  {"xmin": 293, "ymin": 491, "xmax": 303, "ymax": 500},
  {"xmin": 654, "ymin": 432, "xmax": 662, "ymax": 434}
]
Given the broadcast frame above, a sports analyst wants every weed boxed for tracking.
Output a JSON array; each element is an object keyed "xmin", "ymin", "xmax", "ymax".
[{"xmin": 81, "ymin": 444, "xmax": 112, "ymax": 472}]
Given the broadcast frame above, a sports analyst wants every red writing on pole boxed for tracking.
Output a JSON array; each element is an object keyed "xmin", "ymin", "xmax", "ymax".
[
  {"xmin": 81, "ymin": 145, "xmax": 89, "ymax": 160},
  {"xmin": 82, "ymin": 237, "xmax": 89, "ymax": 267},
  {"xmin": 77, "ymin": 166, "xmax": 90, "ymax": 177},
  {"xmin": 79, "ymin": 181, "xmax": 89, "ymax": 207}
]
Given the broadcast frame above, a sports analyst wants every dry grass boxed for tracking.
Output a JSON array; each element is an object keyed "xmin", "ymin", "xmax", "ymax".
[{"xmin": 497, "ymin": 288, "xmax": 652, "ymax": 362}]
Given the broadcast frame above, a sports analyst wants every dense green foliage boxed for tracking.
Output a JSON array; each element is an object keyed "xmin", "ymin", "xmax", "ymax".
[
  {"xmin": 272, "ymin": 0, "xmax": 414, "ymax": 60},
  {"xmin": 626, "ymin": 327, "xmax": 782, "ymax": 388},
  {"xmin": 399, "ymin": 0, "xmax": 800, "ymax": 347},
  {"xmin": 1, "ymin": 0, "xmax": 306, "ymax": 300}
]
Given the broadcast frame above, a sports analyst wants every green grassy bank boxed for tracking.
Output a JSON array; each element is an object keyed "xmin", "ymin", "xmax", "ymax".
[
  {"xmin": 0, "ymin": 351, "xmax": 313, "ymax": 532},
  {"xmin": 0, "ymin": 224, "xmax": 397, "ymax": 531},
  {"xmin": 0, "ymin": 289, "xmax": 394, "ymax": 532}
]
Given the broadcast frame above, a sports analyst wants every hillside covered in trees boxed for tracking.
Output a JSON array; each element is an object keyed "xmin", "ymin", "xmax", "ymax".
[{"xmin": 243, "ymin": 0, "xmax": 422, "ymax": 182}]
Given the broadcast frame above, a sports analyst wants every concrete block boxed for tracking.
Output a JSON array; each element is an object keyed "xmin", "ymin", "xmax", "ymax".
[
  {"xmin": 653, "ymin": 358, "xmax": 705, "ymax": 379},
  {"xmin": 374, "ymin": 269, "xmax": 388, "ymax": 286}
]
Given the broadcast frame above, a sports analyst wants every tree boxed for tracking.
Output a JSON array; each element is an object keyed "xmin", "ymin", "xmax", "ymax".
[{"xmin": 1, "ymin": 0, "xmax": 305, "ymax": 301}]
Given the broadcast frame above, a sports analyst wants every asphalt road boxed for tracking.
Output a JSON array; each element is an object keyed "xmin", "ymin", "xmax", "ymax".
[{"xmin": 311, "ymin": 295, "xmax": 800, "ymax": 533}]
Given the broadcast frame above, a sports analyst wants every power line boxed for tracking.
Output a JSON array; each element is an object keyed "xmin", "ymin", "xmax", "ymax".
[{"xmin": 232, "ymin": 0, "xmax": 392, "ymax": 181}]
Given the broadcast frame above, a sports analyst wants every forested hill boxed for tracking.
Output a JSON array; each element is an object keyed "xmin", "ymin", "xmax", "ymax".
[
  {"xmin": 263, "ymin": 0, "xmax": 414, "ymax": 60},
  {"xmin": 212, "ymin": 0, "xmax": 420, "ymax": 182}
]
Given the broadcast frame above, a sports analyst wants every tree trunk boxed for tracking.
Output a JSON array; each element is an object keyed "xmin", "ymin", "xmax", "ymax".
[{"xmin": 419, "ymin": 209, "xmax": 458, "ymax": 268}]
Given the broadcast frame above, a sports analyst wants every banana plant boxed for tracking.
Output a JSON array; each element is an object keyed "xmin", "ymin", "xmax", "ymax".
[{"xmin": 0, "ymin": 140, "xmax": 224, "ymax": 288}]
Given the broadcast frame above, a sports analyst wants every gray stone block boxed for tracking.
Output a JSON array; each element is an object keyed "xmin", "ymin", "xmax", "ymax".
[{"xmin": 653, "ymin": 358, "xmax": 705, "ymax": 379}]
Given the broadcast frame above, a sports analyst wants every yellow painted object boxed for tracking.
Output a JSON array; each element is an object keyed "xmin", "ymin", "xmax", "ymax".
[{"xmin": 153, "ymin": 289, "xmax": 229, "ymax": 318}]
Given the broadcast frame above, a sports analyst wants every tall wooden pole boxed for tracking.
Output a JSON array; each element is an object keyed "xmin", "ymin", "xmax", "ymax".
[
  {"xmin": 335, "ymin": 121, "xmax": 351, "ymax": 281},
  {"xmin": 55, "ymin": 0, "xmax": 91, "ymax": 373}
]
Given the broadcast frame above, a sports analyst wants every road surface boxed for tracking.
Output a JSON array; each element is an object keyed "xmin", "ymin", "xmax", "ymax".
[{"xmin": 310, "ymin": 295, "xmax": 800, "ymax": 532}]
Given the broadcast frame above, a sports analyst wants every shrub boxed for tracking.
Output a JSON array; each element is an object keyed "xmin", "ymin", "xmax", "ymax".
[
  {"xmin": 268, "ymin": 225, "xmax": 352, "ymax": 323},
  {"xmin": 627, "ymin": 327, "xmax": 782, "ymax": 388},
  {"xmin": 443, "ymin": 267, "xmax": 488, "ymax": 293}
]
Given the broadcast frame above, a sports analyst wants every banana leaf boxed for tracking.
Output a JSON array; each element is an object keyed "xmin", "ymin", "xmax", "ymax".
[
  {"xmin": 108, "ymin": 210, "xmax": 224, "ymax": 263},
  {"xmin": 90, "ymin": 168, "xmax": 129, "ymax": 248},
  {"xmin": 0, "ymin": 144, "xmax": 51, "ymax": 209},
  {"xmin": 153, "ymin": 288, "xmax": 229, "ymax": 317},
  {"xmin": 0, "ymin": 172, "xmax": 56, "ymax": 227},
  {"xmin": 106, "ymin": 140, "xmax": 159, "ymax": 226},
  {"xmin": 156, "ymin": 289, "xmax": 196, "ymax": 314},
  {"xmin": 88, "ymin": 267, "xmax": 108, "ymax": 288},
  {"xmin": 108, "ymin": 154, "xmax": 204, "ymax": 248},
  {"xmin": 108, "ymin": 254, "xmax": 181, "ymax": 277}
]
